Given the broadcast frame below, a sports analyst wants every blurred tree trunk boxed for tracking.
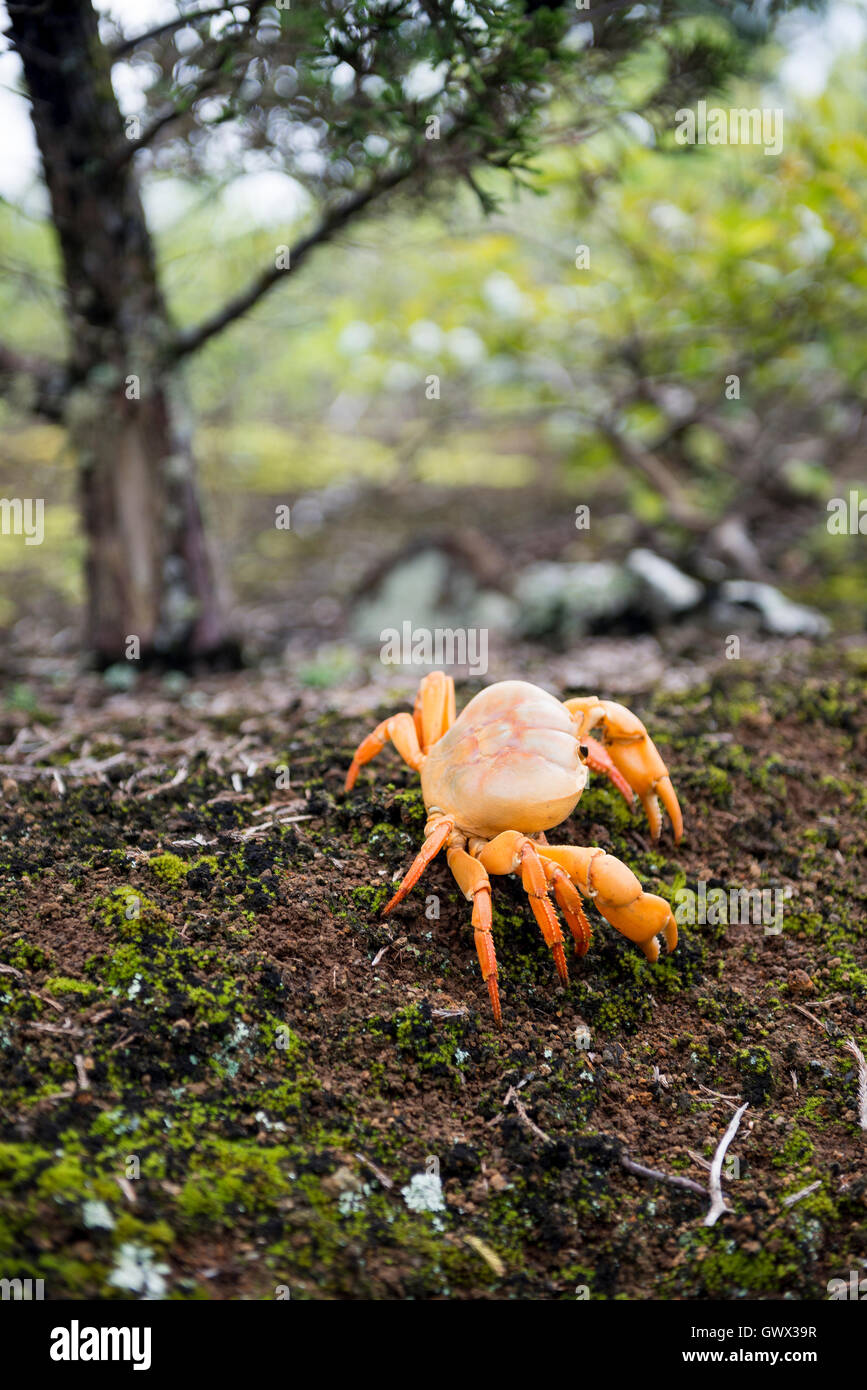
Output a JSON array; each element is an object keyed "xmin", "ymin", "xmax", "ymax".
[{"xmin": 9, "ymin": 0, "xmax": 230, "ymax": 665}]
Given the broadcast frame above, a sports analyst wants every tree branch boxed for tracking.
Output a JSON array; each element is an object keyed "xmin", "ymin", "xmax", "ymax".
[
  {"xmin": 108, "ymin": 3, "xmax": 252, "ymax": 60},
  {"xmin": 113, "ymin": 0, "xmax": 267, "ymax": 165},
  {"xmin": 0, "ymin": 343, "xmax": 68, "ymax": 422},
  {"xmin": 170, "ymin": 159, "xmax": 419, "ymax": 361},
  {"xmin": 597, "ymin": 414, "xmax": 706, "ymax": 529}
]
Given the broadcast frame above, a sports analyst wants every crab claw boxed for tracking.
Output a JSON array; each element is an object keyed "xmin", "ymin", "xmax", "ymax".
[
  {"xmin": 541, "ymin": 845, "xmax": 678, "ymax": 962},
  {"xmin": 570, "ymin": 699, "xmax": 683, "ymax": 842}
]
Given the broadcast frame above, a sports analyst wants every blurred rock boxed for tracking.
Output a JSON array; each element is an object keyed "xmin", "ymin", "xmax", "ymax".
[
  {"xmin": 713, "ymin": 581, "xmax": 830, "ymax": 637},
  {"xmin": 625, "ymin": 548, "xmax": 705, "ymax": 617},
  {"xmin": 350, "ymin": 543, "xmax": 515, "ymax": 646},
  {"xmin": 513, "ymin": 561, "xmax": 637, "ymax": 641},
  {"xmin": 514, "ymin": 550, "xmax": 704, "ymax": 642}
]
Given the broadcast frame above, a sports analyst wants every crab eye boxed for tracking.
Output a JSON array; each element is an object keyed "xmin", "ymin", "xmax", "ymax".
[{"xmin": 579, "ymin": 744, "xmax": 589, "ymax": 760}]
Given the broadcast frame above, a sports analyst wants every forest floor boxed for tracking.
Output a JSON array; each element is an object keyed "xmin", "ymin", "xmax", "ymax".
[{"xmin": 1, "ymin": 634, "xmax": 866, "ymax": 1301}]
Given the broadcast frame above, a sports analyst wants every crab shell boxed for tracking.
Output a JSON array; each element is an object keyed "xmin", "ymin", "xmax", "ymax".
[{"xmin": 420, "ymin": 680, "xmax": 587, "ymax": 840}]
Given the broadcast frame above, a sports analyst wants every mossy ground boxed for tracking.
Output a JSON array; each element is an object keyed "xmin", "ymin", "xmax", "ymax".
[{"xmin": 1, "ymin": 644, "xmax": 865, "ymax": 1299}]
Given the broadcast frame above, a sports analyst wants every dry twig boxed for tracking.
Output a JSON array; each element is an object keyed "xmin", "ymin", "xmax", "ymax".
[
  {"xmin": 621, "ymin": 1154, "xmax": 706, "ymax": 1196},
  {"xmin": 499, "ymin": 1085, "xmax": 553, "ymax": 1146},
  {"xmin": 782, "ymin": 1180, "xmax": 821, "ymax": 1208},
  {"xmin": 705, "ymin": 1102, "xmax": 749, "ymax": 1227}
]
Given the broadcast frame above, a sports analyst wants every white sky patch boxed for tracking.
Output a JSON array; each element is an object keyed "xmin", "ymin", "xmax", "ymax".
[
  {"xmin": 777, "ymin": 1, "xmax": 867, "ymax": 96},
  {"xmin": 402, "ymin": 60, "xmax": 449, "ymax": 103},
  {"xmin": 330, "ymin": 61, "xmax": 356, "ymax": 96},
  {"xmin": 216, "ymin": 169, "xmax": 311, "ymax": 229},
  {"xmin": 140, "ymin": 176, "xmax": 201, "ymax": 232},
  {"xmin": 111, "ymin": 57, "xmax": 161, "ymax": 114},
  {"xmin": 447, "ymin": 327, "xmax": 486, "ymax": 365},
  {"xmin": 0, "ymin": 50, "xmax": 43, "ymax": 209},
  {"xmin": 364, "ymin": 133, "xmax": 391, "ymax": 158},
  {"xmin": 620, "ymin": 111, "xmax": 655, "ymax": 147}
]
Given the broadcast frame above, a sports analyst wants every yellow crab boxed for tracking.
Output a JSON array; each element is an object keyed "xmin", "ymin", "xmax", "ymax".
[{"xmin": 345, "ymin": 672, "xmax": 682, "ymax": 1026}]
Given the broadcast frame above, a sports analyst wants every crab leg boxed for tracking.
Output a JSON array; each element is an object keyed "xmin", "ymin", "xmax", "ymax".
[
  {"xmin": 382, "ymin": 814, "xmax": 454, "ymax": 915},
  {"xmin": 580, "ymin": 736, "xmax": 633, "ymax": 805},
  {"xmin": 345, "ymin": 712, "xmax": 425, "ymax": 791},
  {"xmin": 565, "ymin": 697, "xmax": 683, "ymax": 842},
  {"xmin": 519, "ymin": 841, "xmax": 569, "ymax": 983},
  {"xmin": 447, "ymin": 847, "xmax": 500, "ymax": 1026},
  {"xmin": 541, "ymin": 844, "xmax": 678, "ymax": 961},
  {"xmin": 541, "ymin": 860, "xmax": 593, "ymax": 956},
  {"xmin": 474, "ymin": 831, "xmax": 568, "ymax": 985},
  {"xmin": 413, "ymin": 671, "xmax": 456, "ymax": 752}
]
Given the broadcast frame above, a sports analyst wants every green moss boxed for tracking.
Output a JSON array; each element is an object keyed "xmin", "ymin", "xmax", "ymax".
[
  {"xmin": 350, "ymin": 883, "xmax": 391, "ymax": 916},
  {"xmin": 365, "ymin": 1001, "xmax": 481, "ymax": 1084},
  {"xmin": 44, "ymin": 976, "xmax": 97, "ymax": 998},
  {"xmin": 177, "ymin": 1141, "xmax": 292, "ymax": 1224},
  {"xmin": 148, "ymin": 852, "xmax": 190, "ymax": 886},
  {"xmin": 772, "ymin": 1127, "xmax": 815, "ymax": 1171},
  {"xmin": 694, "ymin": 1243, "xmax": 799, "ymax": 1296},
  {"xmin": 99, "ymin": 886, "xmax": 166, "ymax": 935},
  {"xmin": 704, "ymin": 765, "xmax": 733, "ymax": 804},
  {"xmin": 734, "ymin": 1045, "xmax": 774, "ymax": 1104},
  {"xmin": 1, "ymin": 939, "xmax": 51, "ymax": 972}
]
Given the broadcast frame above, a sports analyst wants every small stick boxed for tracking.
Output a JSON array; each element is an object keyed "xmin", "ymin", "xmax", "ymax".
[
  {"xmin": 239, "ymin": 814, "xmax": 312, "ymax": 838},
  {"xmin": 140, "ymin": 766, "xmax": 188, "ymax": 800},
  {"xmin": 464, "ymin": 1234, "xmax": 505, "ymax": 1277},
  {"xmin": 792, "ymin": 1003, "xmax": 832, "ymax": 1033},
  {"xmin": 21, "ymin": 1020, "xmax": 86, "ymax": 1035},
  {"xmin": 371, "ymin": 938, "xmax": 407, "ymax": 967},
  {"xmin": 844, "ymin": 1037, "xmax": 867, "ymax": 1131},
  {"xmin": 353, "ymin": 1152, "xmax": 393, "ymax": 1189},
  {"xmin": 697, "ymin": 1082, "xmax": 742, "ymax": 1103},
  {"xmin": 29, "ymin": 989, "xmax": 64, "ymax": 1012},
  {"xmin": 502, "ymin": 1085, "xmax": 553, "ymax": 1146},
  {"xmin": 621, "ymin": 1154, "xmax": 706, "ymax": 1196},
  {"xmin": 705, "ymin": 1102, "xmax": 749, "ymax": 1227},
  {"xmin": 782, "ymin": 1180, "xmax": 821, "ymax": 1208},
  {"xmin": 687, "ymin": 1148, "xmax": 712, "ymax": 1172}
]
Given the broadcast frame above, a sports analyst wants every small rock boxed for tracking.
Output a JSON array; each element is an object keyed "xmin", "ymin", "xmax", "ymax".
[
  {"xmin": 788, "ymin": 969, "xmax": 815, "ymax": 995},
  {"xmin": 513, "ymin": 561, "xmax": 637, "ymax": 640},
  {"xmin": 625, "ymin": 548, "xmax": 704, "ymax": 616},
  {"xmin": 713, "ymin": 581, "xmax": 830, "ymax": 637},
  {"xmin": 322, "ymin": 1164, "xmax": 364, "ymax": 1196},
  {"xmin": 351, "ymin": 543, "xmax": 515, "ymax": 651}
]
